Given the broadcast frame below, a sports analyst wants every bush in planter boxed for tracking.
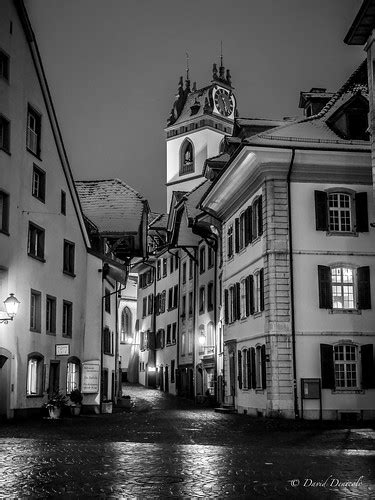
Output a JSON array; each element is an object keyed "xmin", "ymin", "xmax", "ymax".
[
  {"xmin": 43, "ymin": 390, "xmax": 68, "ymax": 419},
  {"xmin": 69, "ymin": 389, "xmax": 83, "ymax": 405},
  {"xmin": 69, "ymin": 389, "xmax": 83, "ymax": 416},
  {"xmin": 118, "ymin": 395, "xmax": 132, "ymax": 409}
]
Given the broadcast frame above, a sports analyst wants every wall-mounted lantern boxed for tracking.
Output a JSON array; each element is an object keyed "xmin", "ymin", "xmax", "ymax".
[{"xmin": 0, "ymin": 293, "xmax": 20, "ymax": 324}]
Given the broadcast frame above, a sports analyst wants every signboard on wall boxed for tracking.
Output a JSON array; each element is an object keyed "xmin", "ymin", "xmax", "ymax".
[
  {"xmin": 82, "ymin": 360, "xmax": 100, "ymax": 393},
  {"xmin": 55, "ymin": 344, "xmax": 70, "ymax": 356}
]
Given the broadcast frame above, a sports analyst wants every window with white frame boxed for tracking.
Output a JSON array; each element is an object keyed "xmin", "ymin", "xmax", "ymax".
[
  {"xmin": 28, "ymin": 222, "xmax": 45, "ymax": 260},
  {"xmin": 240, "ymin": 279, "xmax": 247, "ymax": 318},
  {"xmin": 227, "ymin": 224, "xmax": 233, "ymax": 258},
  {"xmin": 255, "ymin": 346, "xmax": 263, "ymax": 389},
  {"xmin": 334, "ymin": 344, "xmax": 358, "ymax": 389},
  {"xmin": 27, "ymin": 353, "xmax": 43, "ymax": 396},
  {"xmin": 239, "ymin": 211, "xmax": 246, "ymax": 250},
  {"xmin": 188, "ymin": 329, "xmax": 193, "ymax": 354},
  {"xmin": 315, "ymin": 189, "xmax": 368, "ymax": 233},
  {"xmin": 46, "ymin": 295, "xmax": 56, "ymax": 334},
  {"xmin": 26, "ymin": 105, "xmax": 41, "ymax": 156},
  {"xmin": 254, "ymin": 270, "xmax": 264, "ymax": 313},
  {"xmin": 318, "ymin": 265, "xmax": 371, "ymax": 310},
  {"xmin": 328, "ymin": 193, "xmax": 351, "ymax": 232},
  {"xmin": 32, "ymin": 165, "xmax": 46, "ymax": 203},
  {"xmin": 30, "ymin": 289, "xmax": 41, "ymax": 332},
  {"xmin": 62, "ymin": 300, "xmax": 73, "ymax": 337},
  {"xmin": 242, "ymin": 348, "xmax": 249, "ymax": 389}
]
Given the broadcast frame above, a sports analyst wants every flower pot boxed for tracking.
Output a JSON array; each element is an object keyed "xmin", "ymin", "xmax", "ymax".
[
  {"xmin": 48, "ymin": 406, "xmax": 62, "ymax": 419},
  {"xmin": 101, "ymin": 401, "xmax": 113, "ymax": 414},
  {"xmin": 70, "ymin": 405, "xmax": 81, "ymax": 416},
  {"xmin": 118, "ymin": 398, "xmax": 131, "ymax": 409}
]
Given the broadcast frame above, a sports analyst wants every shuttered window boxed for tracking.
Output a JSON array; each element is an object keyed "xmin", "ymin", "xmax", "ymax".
[
  {"xmin": 315, "ymin": 190, "xmax": 368, "ymax": 233},
  {"xmin": 318, "ymin": 265, "xmax": 371, "ymax": 310}
]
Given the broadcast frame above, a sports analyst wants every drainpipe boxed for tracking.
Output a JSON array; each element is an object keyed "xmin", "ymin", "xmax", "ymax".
[{"xmin": 287, "ymin": 148, "xmax": 299, "ymax": 419}]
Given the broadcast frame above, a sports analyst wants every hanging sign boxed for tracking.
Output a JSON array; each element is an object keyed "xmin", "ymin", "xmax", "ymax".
[{"xmin": 82, "ymin": 360, "xmax": 100, "ymax": 393}]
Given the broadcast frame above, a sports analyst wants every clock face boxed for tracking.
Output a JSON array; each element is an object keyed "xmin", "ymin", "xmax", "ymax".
[{"xmin": 214, "ymin": 88, "xmax": 234, "ymax": 117}]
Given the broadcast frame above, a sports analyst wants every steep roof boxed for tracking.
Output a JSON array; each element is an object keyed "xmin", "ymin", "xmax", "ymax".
[
  {"xmin": 345, "ymin": 0, "xmax": 375, "ymax": 45},
  {"xmin": 171, "ymin": 85, "xmax": 212, "ymax": 126},
  {"xmin": 75, "ymin": 179, "xmax": 146, "ymax": 235},
  {"xmin": 149, "ymin": 213, "xmax": 169, "ymax": 230},
  {"xmin": 247, "ymin": 61, "xmax": 370, "ymax": 149},
  {"xmin": 182, "ymin": 180, "xmax": 211, "ymax": 220}
]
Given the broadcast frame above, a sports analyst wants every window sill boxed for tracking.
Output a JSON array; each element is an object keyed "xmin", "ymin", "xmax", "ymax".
[
  {"xmin": 0, "ymin": 146, "xmax": 11, "ymax": 156},
  {"xmin": 62, "ymin": 333, "xmax": 72, "ymax": 339},
  {"xmin": 326, "ymin": 231, "xmax": 358, "ymax": 238},
  {"xmin": 30, "ymin": 328, "xmax": 41, "ymax": 333},
  {"xmin": 253, "ymin": 311, "xmax": 263, "ymax": 319},
  {"xmin": 32, "ymin": 195, "xmax": 45, "ymax": 204},
  {"xmin": 329, "ymin": 309, "xmax": 361, "ymax": 315},
  {"xmin": 0, "ymin": 229, "xmax": 10, "ymax": 236},
  {"xmin": 28, "ymin": 253, "xmax": 46, "ymax": 263},
  {"xmin": 63, "ymin": 270, "xmax": 76, "ymax": 278},
  {"xmin": 26, "ymin": 394, "xmax": 43, "ymax": 398},
  {"xmin": 255, "ymin": 388, "xmax": 265, "ymax": 394},
  {"xmin": 104, "ymin": 352, "xmax": 114, "ymax": 357},
  {"xmin": 26, "ymin": 147, "xmax": 42, "ymax": 161},
  {"xmin": 332, "ymin": 389, "xmax": 364, "ymax": 394},
  {"xmin": 46, "ymin": 331, "xmax": 56, "ymax": 336}
]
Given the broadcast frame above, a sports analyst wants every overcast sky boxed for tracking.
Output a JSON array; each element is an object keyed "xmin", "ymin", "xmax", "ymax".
[{"xmin": 25, "ymin": 0, "xmax": 364, "ymax": 213}]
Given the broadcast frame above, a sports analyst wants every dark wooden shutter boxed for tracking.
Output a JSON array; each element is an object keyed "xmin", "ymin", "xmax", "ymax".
[
  {"xmin": 361, "ymin": 344, "xmax": 375, "ymax": 389},
  {"xmin": 244, "ymin": 207, "xmax": 250, "ymax": 246},
  {"xmin": 258, "ymin": 195, "xmax": 263, "ymax": 236},
  {"xmin": 314, "ymin": 190, "xmax": 328, "ymax": 231},
  {"xmin": 247, "ymin": 349, "xmax": 251, "ymax": 388},
  {"xmin": 318, "ymin": 265, "xmax": 332, "ymax": 309},
  {"xmin": 224, "ymin": 289, "xmax": 229, "ymax": 324},
  {"xmin": 250, "ymin": 347, "xmax": 256, "ymax": 388},
  {"xmin": 357, "ymin": 266, "xmax": 371, "ymax": 310},
  {"xmin": 261, "ymin": 344, "xmax": 267, "ymax": 389},
  {"xmin": 320, "ymin": 344, "xmax": 334, "ymax": 389},
  {"xmin": 245, "ymin": 276, "xmax": 250, "ymax": 316},
  {"xmin": 235, "ymin": 218, "xmax": 240, "ymax": 253},
  {"xmin": 355, "ymin": 192, "xmax": 369, "ymax": 232},
  {"xmin": 248, "ymin": 206, "xmax": 253, "ymax": 244},
  {"xmin": 249, "ymin": 275, "xmax": 254, "ymax": 315},
  {"xmin": 259, "ymin": 268, "xmax": 264, "ymax": 311},
  {"xmin": 236, "ymin": 282, "xmax": 241, "ymax": 320},
  {"xmin": 238, "ymin": 350, "xmax": 242, "ymax": 389}
]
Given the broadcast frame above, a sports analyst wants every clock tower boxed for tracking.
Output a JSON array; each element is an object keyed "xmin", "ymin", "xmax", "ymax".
[{"xmin": 165, "ymin": 61, "xmax": 237, "ymax": 209}]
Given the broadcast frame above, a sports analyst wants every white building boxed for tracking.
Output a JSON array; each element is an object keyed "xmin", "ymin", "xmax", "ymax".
[{"xmin": 201, "ymin": 62, "xmax": 375, "ymax": 420}]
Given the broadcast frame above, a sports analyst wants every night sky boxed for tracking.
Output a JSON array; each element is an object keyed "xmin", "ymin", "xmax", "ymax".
[{"xmin": 25, "ymin": 0, "xmax": 364, "ymax": 213}]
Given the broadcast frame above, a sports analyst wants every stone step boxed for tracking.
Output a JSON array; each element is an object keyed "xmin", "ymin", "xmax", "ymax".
[{"xmin": 214, "ymin": 406, "xmax": 236, "ymax": 414}]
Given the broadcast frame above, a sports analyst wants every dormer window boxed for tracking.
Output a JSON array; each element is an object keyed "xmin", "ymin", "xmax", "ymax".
[
  {"xmin": 180, "ymin": 139, "xmax": 194, "ymax": 175},
  {"xmin": 327, "ymin": 94, "xmax": 369, "ymax": 141}
]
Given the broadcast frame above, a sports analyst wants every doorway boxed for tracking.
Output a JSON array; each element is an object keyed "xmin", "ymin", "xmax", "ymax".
[
  {"xmin": 48, "ymin": 361, "xmax": 60, "ymax": 396},
  {"xmin": 0, "ymin": 352, "xmax": 10, "ymax": 419}
]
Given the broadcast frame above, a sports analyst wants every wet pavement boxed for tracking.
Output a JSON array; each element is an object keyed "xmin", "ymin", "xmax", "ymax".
[{"xmin": 0, "ymin": 384, "xmax": 374, "ymax": 498}]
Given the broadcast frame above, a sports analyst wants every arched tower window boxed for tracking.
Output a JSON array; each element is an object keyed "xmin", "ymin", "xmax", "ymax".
[
  {"xmin": 180, "ymin": 139, "xmax": 194, "ymax": 175},
  {"xmin": 121, "ymin": 307, "xmax": 132, "ymax": 343}
]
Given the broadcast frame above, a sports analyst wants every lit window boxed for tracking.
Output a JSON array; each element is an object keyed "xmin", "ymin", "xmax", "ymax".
[
  {"xmin": 67, "ymin": 358, "xmax": 80, "ymax": 393},
  {"xmin": 331, "ymin": 267, "xmax": 354, "ymax": 309},
  {"xmin": 121, "ymin": 307, "xmax": 132, "ymax": 343},
  {"xmin": 27, "ymin": 353, "xmax": 43, "ymax": 396},
  {"xmin": 315, "ymin": 190, "xmax": 368, "ymax": 233}
]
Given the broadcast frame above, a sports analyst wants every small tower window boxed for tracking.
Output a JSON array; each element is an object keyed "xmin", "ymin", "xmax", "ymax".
[{"xmin": 180, "ymin": 139, "xmax": 194, "ymax": 175}]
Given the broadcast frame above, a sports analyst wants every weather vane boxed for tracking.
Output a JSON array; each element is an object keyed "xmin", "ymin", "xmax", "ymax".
[{"xmin": 186, "ymin": 52, "xmax": 190, "ymax": 81}]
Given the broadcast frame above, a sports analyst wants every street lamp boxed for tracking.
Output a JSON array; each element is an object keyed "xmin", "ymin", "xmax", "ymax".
[
  {"xmin": 198, "ymin": 332, "xmax": 206, "ymax": 345},
  {"xmin": 0, "ymin": 293, "xmax": 20, "ymax": 324}
]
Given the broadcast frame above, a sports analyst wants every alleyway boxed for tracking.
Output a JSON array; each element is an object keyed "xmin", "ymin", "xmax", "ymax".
[{"xmin": 0, "ymin": 384, "xmax": 374, "ymax": 498}]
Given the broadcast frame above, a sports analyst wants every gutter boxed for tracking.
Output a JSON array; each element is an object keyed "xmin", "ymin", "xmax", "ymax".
[{"xmin": 286, "ymin": 148, "xmax": 299, "ymax": 419}]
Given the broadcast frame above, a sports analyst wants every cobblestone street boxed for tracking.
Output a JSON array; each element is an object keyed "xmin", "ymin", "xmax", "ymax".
[{"xmin": 0, "ymin": 385, "xmax": 374, "ymax": 498}]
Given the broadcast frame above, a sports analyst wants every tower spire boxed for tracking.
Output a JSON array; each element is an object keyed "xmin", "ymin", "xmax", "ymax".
[
  {"xmin": 185, "ymin": 52, "xmax": 191, "ymax": 92},
  {"xmin": 219, "ymin": 41, "xmax": 225, "ymax": 80}
]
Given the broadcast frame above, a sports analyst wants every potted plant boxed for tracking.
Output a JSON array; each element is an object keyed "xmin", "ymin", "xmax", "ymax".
[
  {"xmin": 117, "ymin": 395, "xmax": 132, "ymax": 409},
  {"xmin": 44, "ymin": 390, "xmax": 68, "ymax": 419},
  {"xmin": 69, "ymin": 389, "xmax": 83, "ymax": 416},
  {"xmin": 101, "ymin": 398, "xmax": 113, "ymax": 414}
]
